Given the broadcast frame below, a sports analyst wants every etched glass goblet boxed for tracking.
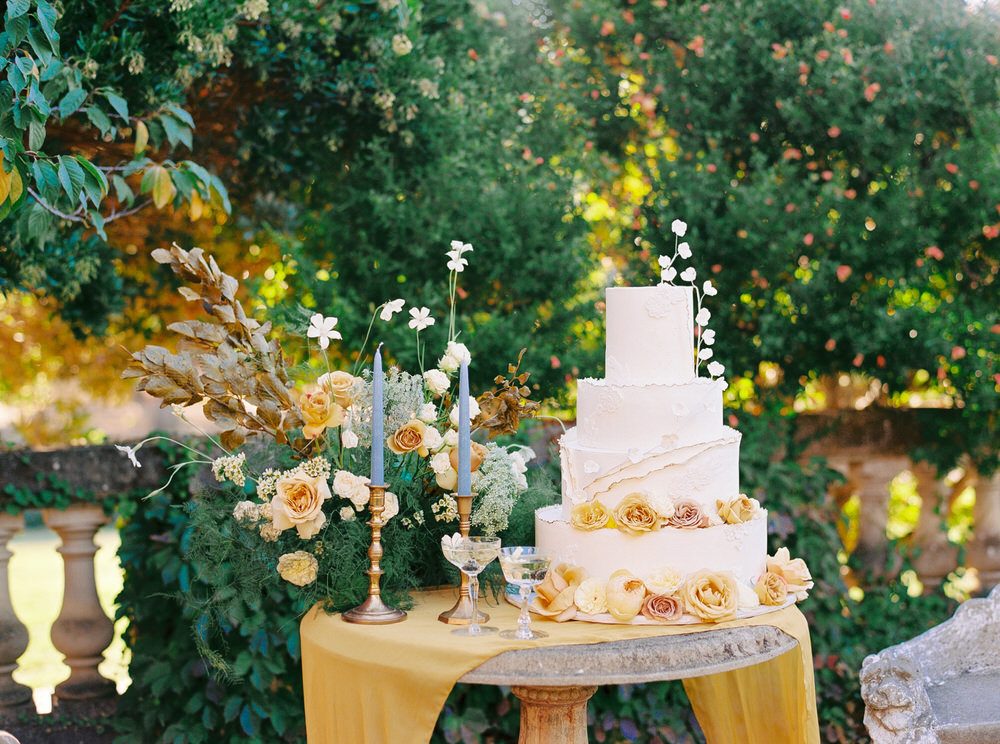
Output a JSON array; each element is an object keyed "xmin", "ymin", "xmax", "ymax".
[
  {"xmin": 498, "ymin": 547, "xmax": 551, "ymax": 640},
  {"xmin": 441, "ymin": 536, "xmax": 501, "ymax": 636}
]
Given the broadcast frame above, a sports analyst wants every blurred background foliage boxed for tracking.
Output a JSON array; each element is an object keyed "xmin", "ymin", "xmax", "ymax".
[{"xmin": 0, "ymin": 0, "xmax": 997, "ymax": 741}]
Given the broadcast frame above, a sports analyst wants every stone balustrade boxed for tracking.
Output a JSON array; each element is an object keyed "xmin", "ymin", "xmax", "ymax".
[{"xmin": 0, "ymin": 410, "xmax": 996, "ymax": 720}]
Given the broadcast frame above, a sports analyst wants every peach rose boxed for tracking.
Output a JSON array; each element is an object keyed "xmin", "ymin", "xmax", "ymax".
[
  {"xmin": 766, "ymin": 548, "xmax": 813, "ymax": 601},
  {"xmin": 717, "ymin": 494, "xmax": 759, "ymax": 525},
  {"xmin": 271, "ymin": 472, "xmax": 332, "ymax": 539},
  {"xmin": 683, "ymin": 570, "xmax": 738, "ymax": 623},
  {"xmin": 570, "ymin": 501, "xmax": 614, "ymax": 531},
  {"xmin": 606, "ymin": 570, "xmax": 647, "ymax": 622},
  {"xmin": 318, "ymin": 370, "xmax": 358, "ymax": 408},
  {"xmin": 388, "ymin": 419, "xmax": 427, "ymax": 455},
  {"xmin": 448, "ymin": 441, "xmax": 488, "ymax": 472},
  {"xmin": 300, "ymin": 388, "xmax": 346, "ymax": 439},
  {"xmin": 641, "ymin": 594, "xmax": 684, "ymax": 623},
  {"xmin": 531, "ymin": 563, "xmax": 587, "ymax": 622},
  {"xmin": 755, "ymin": 571, "xmax": 789, "ymax": 606},
  {"xmin": 613, "ymin": 493, "xmax": 660, "ymax": 535},
  {"xmin": 666, "ymin": 499, "xmax": 709, "ymax": 529}
]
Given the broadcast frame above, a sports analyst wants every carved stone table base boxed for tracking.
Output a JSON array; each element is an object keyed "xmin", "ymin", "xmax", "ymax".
[{"xmin": 512, "ymin": 685, "xmax": 597, "ymax": 744}]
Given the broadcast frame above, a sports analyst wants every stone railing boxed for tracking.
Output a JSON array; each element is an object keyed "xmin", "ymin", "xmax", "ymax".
[
  {"xmin": 797, "ymin": 408, "xmax": 999, "ymax": 588},
  {"xmin": 0, "ymin": 410, "xmax": 995, "ymax": 720},
  {"xmin": 0, "ymin": 445, "xmax": 169, "ymax": 717}
]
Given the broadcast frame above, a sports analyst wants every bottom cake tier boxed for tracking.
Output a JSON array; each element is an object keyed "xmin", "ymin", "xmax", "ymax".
[{"xmin": 535, "ymin": 504, "xmax": 768, "ymax": 586}]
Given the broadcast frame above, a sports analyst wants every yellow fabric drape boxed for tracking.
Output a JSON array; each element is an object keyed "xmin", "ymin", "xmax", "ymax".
[{"xmin": 300, "ymin": 589, "xmax": 819, "ymax": 744}]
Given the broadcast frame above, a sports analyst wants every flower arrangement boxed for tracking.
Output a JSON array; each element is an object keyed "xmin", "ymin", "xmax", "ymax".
[
  {"xmin": 119, "ymin": 239, "xmax": 542, "ymax": 606},
  {"xmin": 530, "ymin": 551, "xmax": 814, "ymax": 625},
  {"xmin": 569, "ymin": 492, "xmax": 761, "ymax": 534}
]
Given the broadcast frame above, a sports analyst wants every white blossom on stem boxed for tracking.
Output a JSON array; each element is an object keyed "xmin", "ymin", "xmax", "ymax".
[
  {"xmin": 307, "ymin": 314, "xmax": 342, "ymax": 349},
  {"xmin": 379, "ymin": 299, "xmax": 405, "ymax": 321},
  {"xmin": 408, "ymin": 306, "xmax": 435, "ymax": 331}
]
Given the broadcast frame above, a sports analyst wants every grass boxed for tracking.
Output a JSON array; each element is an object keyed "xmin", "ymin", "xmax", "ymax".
[{"xmin": 8, "ymin": 525, "xmax": 130, "ymax": 705}]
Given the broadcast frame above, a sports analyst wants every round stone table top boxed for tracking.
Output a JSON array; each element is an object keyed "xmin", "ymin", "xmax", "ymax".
[{"xmin": 459, "ymin": 624, "xmax": 798, "ymax": 687}]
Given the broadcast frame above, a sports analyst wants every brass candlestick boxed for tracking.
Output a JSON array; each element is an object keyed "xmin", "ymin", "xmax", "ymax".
[
  {"xmin": 438, "ymin": 493, "xmax": 490, "ymax": 625},
  {"xmin": 343, "ymin": 484, "xmax": 407, "ymax": 625}
]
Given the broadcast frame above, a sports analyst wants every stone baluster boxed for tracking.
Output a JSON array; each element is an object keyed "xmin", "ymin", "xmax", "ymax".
[
  {"xmin": 850, "ymin": 457, "xmax": 907, "ymax": 576},
  {"xmin": 43, "ymin": 505, "xmax": 115, "ymax": 700},
  {"xmin": 909, "ymin": 462, "xmax": 959, "ymax": 588},
  {"xmin": 0, "ymin": 514, "xmax": 32, "ymax": 711},
  {"xmin": 968, "ymin": 469, "xmax": 1000, "ymax": 591}
]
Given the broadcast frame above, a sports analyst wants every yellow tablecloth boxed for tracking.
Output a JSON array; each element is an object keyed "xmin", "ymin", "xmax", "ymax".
[{"xmin": 301, "ymin": 589, "xmax": 820, "ymax": 744}]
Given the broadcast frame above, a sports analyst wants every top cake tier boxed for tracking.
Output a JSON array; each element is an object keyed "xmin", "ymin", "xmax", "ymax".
[{"xmin": 605, "ymin": 286, "xmax": 695, "ymax": 385}]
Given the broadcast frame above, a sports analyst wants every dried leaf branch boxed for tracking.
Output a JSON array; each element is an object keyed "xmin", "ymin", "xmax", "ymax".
[
  {"xmin": 475, "ymin": 348, "xmax": 541, "ymax": 439},
  {"xmin": 123, "ymin": 243, "xmax": 303, "ymax": 449}
]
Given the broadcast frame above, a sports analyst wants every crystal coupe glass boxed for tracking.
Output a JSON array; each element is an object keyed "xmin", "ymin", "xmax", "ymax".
[
  {"xmin": 441, "ymin": 536, "xmax": 501, "ymax": 636},
  {"xmin": 498, "ymin": 547, "xmax": 551, "ymax": 640}
]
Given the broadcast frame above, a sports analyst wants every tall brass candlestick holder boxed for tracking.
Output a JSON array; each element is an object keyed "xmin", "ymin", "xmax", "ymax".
[
  {"xmin": 438, "ymin": 493, "xmax": 490, "ymax": 625},
  {"xmin": 343, "ymin": 484, "xmax": 407, "ymax": 625}
]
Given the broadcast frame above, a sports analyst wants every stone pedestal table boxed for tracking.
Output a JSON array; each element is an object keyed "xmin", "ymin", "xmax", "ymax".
[{"xmin": 459, "ymin": 627, "xmax": 798, "ymax": 744}]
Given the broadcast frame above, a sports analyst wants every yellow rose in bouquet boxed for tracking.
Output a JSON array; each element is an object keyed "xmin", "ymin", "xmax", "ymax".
[
  {"xmin": 318, "ymin": 370, "xmax": 359, "ymax": 408},
  {"xmin": 271, "ymin": 472, "xmax": 332, "ymax": 539},
  {"xmin": 300, "ymin": 388, "xmax": 346, "ymax": 439}
]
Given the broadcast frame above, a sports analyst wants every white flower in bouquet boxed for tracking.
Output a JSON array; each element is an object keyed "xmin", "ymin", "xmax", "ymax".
[
  {"xmin": 448, "ymin": 398, "xmax": 480, "ymax": 427},
  {"xmin": 450, "ymin": 240, "xmax": 473, "ymax": 256},
  {"xmin": 438, "ymin": 341, "xmax": 471, "ymax": 373},
  {"xmin": 379, "ymin": 298, "xmax": 405, "ymax": 321},
  {"xmin": 391, "ymin": 33, "xmax": 412, "ymax": 56},
  {"xmin": 277, "ymin": 551, "xmax": 319, "ymax": 587},
  {"xmin": 271, "ymin": 473, "xmax": 333, "ymax": 539},
  {"xmin": 333, "ymin": 470, "xmax": 372, "ymax": 509},
  {"xmin": 212, "ymin": 453, "xmax": 247, "ymax": 487},
  {"xmin": 435, "ymin": 467, "xmax": 458, "ymax": 491},
  {"xmin": 423, "ymin": 369, "xmax": 450, "ymax": 396},
  {"xmin": 115, "ymin": 444, "xmax": 142, "ymax": 468},
  {"xmin": 339, "ymin": 506, "xmax": 356, "ymax": 522},
  {"xmin": 408, "ymin": 306, "xmax": 435, "ymax": 331},
  {"xmin": 431, "ymin": 494, "xmax": 458, "ymax": 522},
  {"xmin": 446, "ymin": 252, "xmax": 468, "ymax": 273},
  {"xmin": 382, "ymin": 491, "xmax": 400, "ymax": 521},
  {"xmin": 443, "ymin": 429, "xmax": 459, "ymax": 447},
  {"xmin": 707, "ymin": 361, "xmax": 725, "ymax": 378},
  {"xmin": 259, "ymin": 522, "xmax": 281, "ymax": 542},
  {"xmin": 430, "ymin": 451, "xmax": 452, "ymax": 475},
  {"xmin": 418, "ymin": 402, "xmax": 438, "ymax": 423},
  {"xmin": 671, "ymin": 219, "xmax": 688, "ymax": 237},
  {"xmin": 509, "ymin": 449, "xmax": 532, "ymax": 490},
  {"xmin": 307, "ymin": 313, "xmax": 342, "ymax": 349},
  {"xmin": 678, "ymin": 241, "xmax": 692, "ymax": 259},
  {"xmin": 421, "ymin": 426, "xmax": 444, "ymax": 454},
  {"xmin": 233, "ymin": 500, "xmax": 259, "ymax": 523},
  {"xmin": 341, "ymin": 429, "xmax": 359, "ymax": 449}
]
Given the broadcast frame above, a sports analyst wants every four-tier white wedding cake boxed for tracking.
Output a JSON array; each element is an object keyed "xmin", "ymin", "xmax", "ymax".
[{"xmin": 532, "ymin": 232, "xmax": 812, "ymax": 624}]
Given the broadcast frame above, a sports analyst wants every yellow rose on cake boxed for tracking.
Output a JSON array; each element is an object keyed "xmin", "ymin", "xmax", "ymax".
[
  {"xmin": 532, "ymin": 563, "xmax": 587, "ymax": 622},
  {"xmin": 613, "ymin": 493, "xmax": 660, "ymax": 535},
  {"xmin": 683, "ymin": 570, "xmax": 738, "ymax": 623},
  {"xmin": 271, "ymin": 472, "xmax": 333, "ymax": 539},
  {"xmin": 570, "ymin": 501, "xmax": 614, "ymax": 531},
  {"xmin": 766, "ymin": 548, "xmax": 813, "ymax": 601},
  {"xmin": 755, "ymin": 571, "xmax": 789, "ymax": 606},
  {"xmin": 606, "ymin": 570, "xmax": 647, "ymax": 622}
]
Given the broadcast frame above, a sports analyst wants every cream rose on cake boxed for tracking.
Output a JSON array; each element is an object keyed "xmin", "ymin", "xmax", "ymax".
[
  {"xmin": 574, "ymin": 577, "xmax": 608, "ymax": 615},
  {"xmin": 766, "ymin": 548, "xmax": 813, "ymax": 601},
  {"xmin": 270, "ymin": 472, "xmax": 332, "ymax": 539},
  {"xmin": 643, "ymin": 566, "xmax": 683, "ymax": 596},
  {"xmin": 613, "ymin": 493, "xmax": 660, "ymax": 535},
  {"xmin": 532, "ymin": 563, "xmax": 587, "ymax": 622},
  {"xmin": 683, "ymin": 570, "xmax": 738, "ymax": 623},
  {"xmin": 717, "ymin": 494, "xmax": 760, "ymax": 525},
  {"xmin": 606, "ymin": 570, "xmax": 647, "ymax": 622}
]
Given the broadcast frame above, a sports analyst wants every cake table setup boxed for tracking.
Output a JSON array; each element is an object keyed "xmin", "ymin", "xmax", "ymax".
[
  {"xmin": 299, "ymin": 228, "xmax": 820, "ymax": 743},
  {"xmin": 119, "ymin": 231, "xmax": 820, "ymax": 743}
]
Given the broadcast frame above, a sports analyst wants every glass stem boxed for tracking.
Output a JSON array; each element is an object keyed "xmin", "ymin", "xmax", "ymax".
[
  {"xmin": 469, "ymin": 575, "xmax": 480, "ymax": 635},
  {"xmin": 518, "ymin": 584, "xmax": 532, "ymax": 639}
]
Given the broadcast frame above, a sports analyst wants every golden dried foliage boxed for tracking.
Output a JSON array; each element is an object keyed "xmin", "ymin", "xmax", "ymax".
[{"xmin": 474, "ymin": 348, "xmax": 540, "ymax": 439}]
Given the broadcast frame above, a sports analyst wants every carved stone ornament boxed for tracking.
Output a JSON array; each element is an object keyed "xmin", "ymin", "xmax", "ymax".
[{"xmin": 861, "ymin": 585, "xmax": 1000, "ymax": 743}]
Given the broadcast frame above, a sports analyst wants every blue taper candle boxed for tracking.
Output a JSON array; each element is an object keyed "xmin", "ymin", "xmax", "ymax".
[
  {"xmin": 371, "ymin": 344, "xmax": 385, "ymax": 486},
  {"xmin": 458, "ymin": 359, "xmax": 471, "ymax": 494}
]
